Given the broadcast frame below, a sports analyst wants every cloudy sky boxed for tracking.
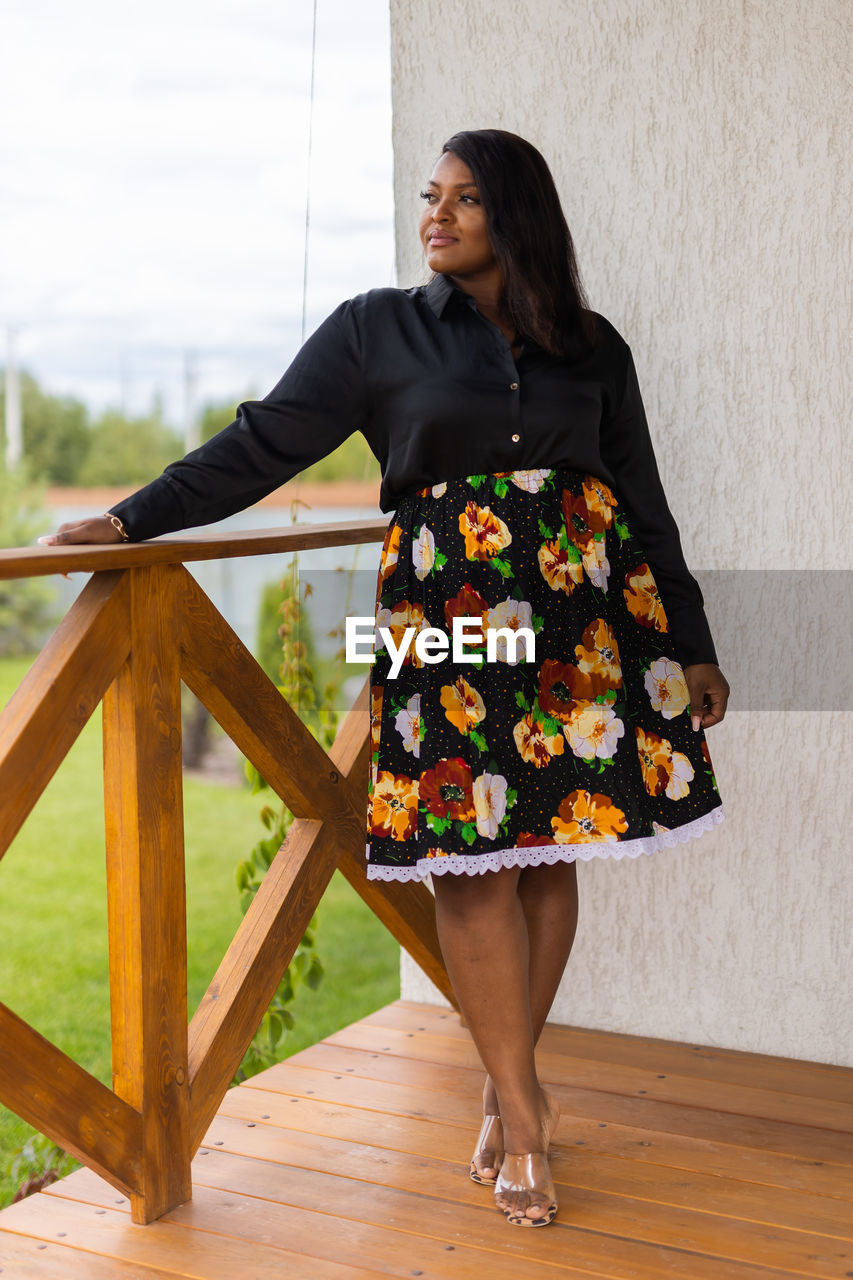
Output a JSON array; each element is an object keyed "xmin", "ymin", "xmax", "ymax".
[{"xmin": 1, "ymin": 0, "xmax": 395, "ymax": 424}]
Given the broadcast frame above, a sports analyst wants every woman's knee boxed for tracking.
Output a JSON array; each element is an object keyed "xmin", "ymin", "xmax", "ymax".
[
  {"xmin": 518, "ymin": 858, "xmax": 578, "ymax": 900},
  {"xmin": 432, "ymin": 864, "xmax": 521, "ymax": 919}
]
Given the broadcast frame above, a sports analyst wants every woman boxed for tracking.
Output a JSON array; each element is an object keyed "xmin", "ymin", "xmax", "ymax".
[{"xmin": 41, "ymin": 129, "xmax": 730, "ymax": 1228}]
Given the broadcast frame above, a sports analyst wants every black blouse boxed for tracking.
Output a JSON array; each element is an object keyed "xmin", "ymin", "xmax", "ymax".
[{"xmin": 109, "ymin": 272, "xmax": 719, "ymax": 668}]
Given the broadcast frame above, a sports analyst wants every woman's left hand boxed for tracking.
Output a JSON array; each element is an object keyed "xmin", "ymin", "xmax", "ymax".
[{"xmin": 683, "ymin": 663, "xmax": 730, "ymax": 731}]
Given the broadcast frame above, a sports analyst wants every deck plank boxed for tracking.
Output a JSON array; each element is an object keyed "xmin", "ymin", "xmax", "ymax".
[
  {"xmin": 318, "ymin": 1022, "xmax": 853, "ymax": 1135},
  {"xmin": 368, "ymin": 1002, "xmax": 853, "ymax": 1104},
  {"xmin": 40, "ymin": 1162, "xmax": 801, "ymax": 1280},
  {"xmin": 0, "ymin": 1189, "xmax": 383, "ymax": 1279},
  {"xmin": 193, "ymin": 1108, "xmax": 853, "ymax": 1240},
  {"xmin": 1, "ymin": 999, "xmax": 851, "ymax": 1280}
]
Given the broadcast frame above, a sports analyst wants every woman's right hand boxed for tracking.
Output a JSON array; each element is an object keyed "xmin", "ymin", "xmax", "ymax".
[{"xmin": 37, "ymin": 516, "xmax": 126, "ymax": 547}]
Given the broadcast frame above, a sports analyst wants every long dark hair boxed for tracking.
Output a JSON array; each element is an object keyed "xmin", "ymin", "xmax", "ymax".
[{"xmin": 438, "ymin": 129, "xmax": 599, "ymax": 357}]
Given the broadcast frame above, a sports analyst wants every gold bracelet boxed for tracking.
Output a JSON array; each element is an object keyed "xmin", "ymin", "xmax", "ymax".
[{"xmin": 103, "ymin": 512, "xmax": 130, "ymax": 542}]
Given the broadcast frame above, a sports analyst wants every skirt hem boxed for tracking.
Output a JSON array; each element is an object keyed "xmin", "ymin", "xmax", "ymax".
[{"xmin": 365, "ymin": 803, "xmax": 725, "ymax": 882}]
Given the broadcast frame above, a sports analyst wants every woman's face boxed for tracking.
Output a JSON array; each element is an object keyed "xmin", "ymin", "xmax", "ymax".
[{"xmin": 418, "ymin": 150, "xmax": 499, "ymax": 283}]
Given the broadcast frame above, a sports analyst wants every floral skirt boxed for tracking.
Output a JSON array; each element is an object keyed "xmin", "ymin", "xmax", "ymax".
[{"xmin": 364, "ymin": 467, "xmax": 725, "ymax": 882}]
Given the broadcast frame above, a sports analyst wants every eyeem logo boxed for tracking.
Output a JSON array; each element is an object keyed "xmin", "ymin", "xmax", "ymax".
[{"xmin": 346, "ymin": 616, "xmax": 535, "ymax": 679}]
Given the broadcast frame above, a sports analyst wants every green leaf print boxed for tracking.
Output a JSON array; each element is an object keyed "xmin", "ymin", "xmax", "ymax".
[
  {"xmin": 543, "ymin": 715, "xmax": 563, "ymax": 736},
  {"xmin": 459, "ymin": 822, "xmax": 478, "ymax": 846},
  {"xmin": 432, "ymin": 551, "xmax": 447, "ymax": 573},
  {"xmin": 515, "ymin": 690, "xmax": 530, "ymax": 711},
  {"xmin": 494, "ymin": 478, "xmax": 509, "ymax": 497},
  {"xmin": 537, "ymin": 518, "xmax": 555, "ymax": 540},
  {"xmin": 531, "ymin": 613, "xmax": 544, "ymax": 632},
  {"xmin": 565, "ymin": 542, "xmax": 582, "ymax": 563},
  {"xmin": 490, "ymin": 557, "xmax": 515, "ymax": 580},
  {"xmin": 614, "ymin": 515, "xmax": 630, "ymax": 542},
  {"xmin": 467, "ymin": 474, "xmax": 487, "ymax": 488},
  {"xmin": 425, "ymin": 812, "xmax": 452, "ymax": 835},
  {"xmin": 469, "ymin": 728, "xmax": 489, "ymax": 754}
]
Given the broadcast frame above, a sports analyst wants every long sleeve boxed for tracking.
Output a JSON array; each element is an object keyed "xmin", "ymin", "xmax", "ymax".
[
  {"xmin": 599, "ymin": 344, "xmax": 719, "ymax": 669},
  {"xmin": 107, "ymin": 299, "xmax": 368, "ymax": 541}
]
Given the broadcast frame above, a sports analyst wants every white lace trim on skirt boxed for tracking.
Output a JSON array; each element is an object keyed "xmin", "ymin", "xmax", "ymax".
[{"xmin": 365, "ymin": 802, "xmax": 725, "ymax": 882}]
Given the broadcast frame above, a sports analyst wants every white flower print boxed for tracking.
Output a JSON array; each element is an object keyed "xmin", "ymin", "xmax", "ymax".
[
  {"xmin": 486, "ymin": 597, "xmax": 534, "ymax": 664},
  {"xmin": 510, "ymin": 469, "xmax": 551, "ymax": 493},
  {"xmin": 582, "ymin": 538, "xmax": 610, "ymax": 591},
  {"xmin": 644, "ymin": 657, "xmax": 690, "ymax": 719},
  {"xmin": 473, "ymin": 771, "xmax": 508, "ymax": 838},
  {"xmin": 562, "ymin": 702, "xmax": 625, "ymax": 760},
  {"xmin": 665, "ymin": 751, "xmax": 695, "ymax": 800},
  {"xmin": 431, "ymin": 482, "xmax": 448, "ymax": 497},
  {"xmin": 412, "ymin": 525, "xmax": 436, "ymax": 580},
  {"xmin": 394, "ymin": 693, "xmax": 421, "ymax": 758}
]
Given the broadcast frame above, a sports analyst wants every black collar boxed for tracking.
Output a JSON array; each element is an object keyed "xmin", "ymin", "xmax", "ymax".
[{"xmin": 423, "ymin": 272, "xmax": 479, "ymax": 319}]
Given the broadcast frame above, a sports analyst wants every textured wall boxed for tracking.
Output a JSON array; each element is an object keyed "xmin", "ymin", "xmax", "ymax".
[{"xmin": 390, "ymin": 0, "xmax": 853, "ymax": 1064}]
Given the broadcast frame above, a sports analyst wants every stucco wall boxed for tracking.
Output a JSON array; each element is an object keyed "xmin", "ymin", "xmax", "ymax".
[{"xmin": 389, "ymin": 0, "xmax": 852, "ymax": 1064}]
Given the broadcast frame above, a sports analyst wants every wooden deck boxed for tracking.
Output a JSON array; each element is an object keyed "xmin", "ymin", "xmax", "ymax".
[{"xmin": 1, "ymin": 999, "xmax": 851, "ymax": 1279}]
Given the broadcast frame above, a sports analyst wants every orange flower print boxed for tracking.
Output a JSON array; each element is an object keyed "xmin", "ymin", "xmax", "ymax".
[
  {"xmin": 582, "ymin": 475, "xmax": 618, "ymax": 528},
  {"xmin": 561, "ymin": 488, "xmax": 607, "ymax": 546},
  {"xmin": 635, "ymin": 727, "xmax": 694, "ymax": 799},
  {"xmin": 644, "ymin": 656, "xmax": 689, "ymax": 719},
  {"xmin": 473, "ymin": 771, "xmax": 508, "ymax": 838},
  {"xmin": 580, "ymin": 534, "xmax": 611, "ymax": 591},
  {"xmin": 458, "ymin": 501, "xmax": 512, "ymax": 560},
  {"xmin": 369, "ymin": 684, "xmax": 384, "ymax": 795},
  {"xmin": 369, "ymin": 770, "xmax": 418, "ymax": 840},
  {"xmin": 538, "ymin": 658, "xmax": 581, "ymax": 722},
  {"xmin": 574, "ymin": 619, "xmax": 623, "ymax": 687},
  {"xmin": 419, "ymin": 757, "xmax": 476, "ymax": 822},
  {"xmin": 517, "ymin": 831, "xmax": 557, "ymax": 847},
  {"xmin": 538, "ymin": 538, "xmax": 583, "ymax": 594},
  {"xmin": 444, "ymin": 582, "xmax": 491, "ymax": 631},
  {"xmin": 551, "ymin": 789, "xmax": 628, "ymax": 842},
  {"xmin": 375, "ymin": 599, "xmax": 428, "ymax": 668},
  {"xmin": 539, "ymin": 658, "xmax": 613, "ymax": 719},
  {"xmin": 394, "ymin": 692, "xmax": 421, "ymax": 758},
  {"xmin": 562, "ymin": 702, "xmax": 625, "ymax": 760},
  {"xmin": 561, "ymin": 489, "xmax": 611, "ymax": 588},
  {"xmin": 440, "ymin": 676, "xmax": 486, "ymax": 736},
  {"xmin": 513, "ymin": 712, "xmax": 565, "ymax": 767},
  {"xmin": 378, "ymin": 523, "xmax": 401, "ymax": 582},
  {"xmin": 624, "ymin": 564, "xmax": 670, "ymax": 632}
]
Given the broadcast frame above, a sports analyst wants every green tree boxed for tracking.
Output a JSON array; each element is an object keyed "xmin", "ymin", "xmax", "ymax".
[
  {"xmin": 0, "ymin": 467, "xmax": 59, "ymax": 654},
  {"xmin": 13, "ymin": 371, "xmax": 91, "ymax": 486},
  {"xmin": 77, "ymin": 400, "xmax": 183, "ymax": 486},
  {"xmin": 198, "ymin": 395, "xmax": 381, "ymax": 485}
]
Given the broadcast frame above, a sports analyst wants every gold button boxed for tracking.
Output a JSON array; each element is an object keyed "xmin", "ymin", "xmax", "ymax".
[
  {"xmin": 510, "ymin": 381, "xmax": 519, "ymax": 390},
  {"xmin": 511, "ymin": 433, "xmax": 520, "ymax": 442}
]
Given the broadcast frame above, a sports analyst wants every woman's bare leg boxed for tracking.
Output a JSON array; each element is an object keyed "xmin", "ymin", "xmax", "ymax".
[
  {"xmin": 481, "ymin": 859, "xmax": 579, "ymax": 1122},
  {"xmin": 431, "ymin": 864, "xmax": 563, "ymax": 1221}
]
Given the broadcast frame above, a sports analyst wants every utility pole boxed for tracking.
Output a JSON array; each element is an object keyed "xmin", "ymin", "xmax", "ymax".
[
  {"xmin": 183, "ymin": 348, "xmax": 200, "ymax": 453},
  {"xmin": 4, "ymin": 327, "xmax": 22, "ymax": 468}
]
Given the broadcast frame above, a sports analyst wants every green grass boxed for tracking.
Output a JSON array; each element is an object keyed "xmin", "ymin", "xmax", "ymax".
[{"xmin": 0, "ymin": 655, "xmax": 399, "ymax": 1208}]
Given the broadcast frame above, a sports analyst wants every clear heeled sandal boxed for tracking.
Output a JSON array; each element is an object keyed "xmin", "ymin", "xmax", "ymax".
[
  {"xmin": 469, "ymin": 1114, "xmax": 504, "ymax": 1184},
  {"xmin": 494, "ymin": 1151, "xmax": 558, "ymax": 1227}
]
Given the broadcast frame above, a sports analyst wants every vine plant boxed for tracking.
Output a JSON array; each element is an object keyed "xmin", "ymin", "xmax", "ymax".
[{"xmin": 232, "ymin": 501, "xmax": 360, "ymax": 1082}]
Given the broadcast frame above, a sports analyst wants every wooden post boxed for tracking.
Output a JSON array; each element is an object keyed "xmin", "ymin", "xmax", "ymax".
[{"xmin": 102, "ymin": 565, "xmax": 191, "ymax": 1224}]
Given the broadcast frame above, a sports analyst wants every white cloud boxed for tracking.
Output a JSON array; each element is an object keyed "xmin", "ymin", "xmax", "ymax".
[{"xmin": 0, "ymin": 0, "xmax": 395, "ymax": 420}]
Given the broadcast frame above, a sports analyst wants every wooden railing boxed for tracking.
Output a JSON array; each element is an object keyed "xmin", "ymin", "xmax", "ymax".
[{"xmin": 0, "ymin": 521, "xmax": 455, "ymax": 1223}]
